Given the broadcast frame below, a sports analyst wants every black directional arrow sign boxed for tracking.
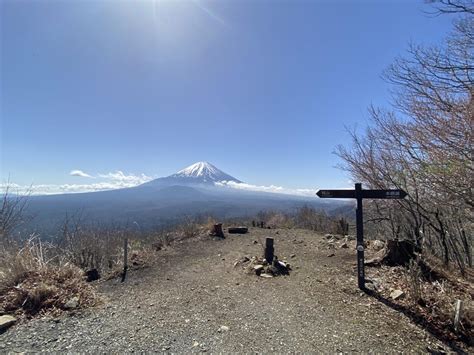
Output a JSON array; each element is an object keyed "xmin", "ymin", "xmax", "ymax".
[
  {"xmin": 316, "ymin": 190, "xmax": 355, "ymax": 198},
  {"xmin": 316, "ymin": 184, "xmax": 407, "ymax": 290},
  {"xmin": 317, "ymin": 189, "xmax": 407, "ymax": 199}
]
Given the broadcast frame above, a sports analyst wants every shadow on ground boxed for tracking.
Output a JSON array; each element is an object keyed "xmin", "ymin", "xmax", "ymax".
[{"xmin": 363, "ymin": 288, "xmax": 470, "ymax": 354}]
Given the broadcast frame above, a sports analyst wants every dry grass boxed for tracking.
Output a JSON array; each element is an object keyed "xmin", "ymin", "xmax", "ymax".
[
  {"xmin": 366, "ymin": 258, "xmax": 473, "ymax": 344},
  {"xmin": 0, "ymin": 237, "xmax": 100, "ymax": 318}
]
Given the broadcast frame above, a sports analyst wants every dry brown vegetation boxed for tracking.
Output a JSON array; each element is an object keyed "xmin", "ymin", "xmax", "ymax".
[
  {"xmin": 0, "ymin": 207, "xmax": 219, "ymax": 318},
  {"xmin": 0, "ymin": 237, "xmax": 100, "ymax": 318},
  {"xmin": 255, "ymin": 207, "xmax": 350, "ymax": 235},
  {"xmin": 365, "ymin": 254, "xmax": 473, "ymax": 344}
]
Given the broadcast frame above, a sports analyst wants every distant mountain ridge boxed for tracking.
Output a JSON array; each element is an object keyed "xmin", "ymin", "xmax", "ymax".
[{"xmin": 21, "ymin": 161, "xmax": 353, "ymax": 235}]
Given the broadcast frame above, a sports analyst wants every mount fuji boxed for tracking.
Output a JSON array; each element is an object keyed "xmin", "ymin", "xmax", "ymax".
[
  {"xmin": 22, "ymin": 162, "xmax": 350, "ymax": 234},
  {"xmin": 171, "ymin": 161, "xmax": 242, "ymax": 183},
  {"xmin": 142, "ymin": 162, "xmax": 242, "ymax": 188}
]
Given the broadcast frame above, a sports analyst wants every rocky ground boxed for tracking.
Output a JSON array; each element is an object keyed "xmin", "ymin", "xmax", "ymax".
[{"xmin": 0, "ymin": 228, "xmax": 467, "ymax": 353}]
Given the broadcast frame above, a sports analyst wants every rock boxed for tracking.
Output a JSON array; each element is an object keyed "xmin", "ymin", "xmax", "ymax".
[
  {"xmin": 192, "ymin": 341, "xmax": 200, "ymax": 348},
  {"xmin": 85, "ymin": 268, "xmax": 100, "ymax": 282},
  {"xmin": 290, "ymin": 254, "xmax": 296, "ymax": 258},
  {"xmin": 339, "ymin": 242, "xmax": 349, "ymax": 249},
  {"xmin": 253, "ymin": 240, "xmax": 258, "ymax": 244},
  {"xmin": 366, "ymin": 278, "xmax": 381, "ymax": 291},
  {"xmin": 327, "ymin": 253, "xmax": 335, "ymax": 257},
  {"xmin": 0, "ymin": 315, "xmax": 16, "ymax": 331},
  {"xmin": 372, "ymin": 240, "xmax": 385, "ymax": 251},
  {"xmin": 260, "ymin": 273, "xmax": 273, "ymax": 278},
  {"xmin": 275, "ymin": 261, "xmax": 290, "ymax": 275},
  {"xmin": 253, "ymin": 265, "xmax": 264, "ymax": 271},
  {"xmin": 218, "ymin": 325, "xmax": 229, "ymax": 332},
  {"xmin": 364, "ymin": 283, "xmax": 377, "ymax": 292},
  {"xmin": 364, "ymin": 248, "xmax": 387, "ymax": 266},
  {"xmin": 228, "ymin": 227, "xmax": 248, "ymax": 234},
  {"xmin": 63, "ymin": 296, "xmax": 79, "ymax": 310},
  {"xmin": 390, "ymin": 290, "xmax": 405, "ymax": 300}
]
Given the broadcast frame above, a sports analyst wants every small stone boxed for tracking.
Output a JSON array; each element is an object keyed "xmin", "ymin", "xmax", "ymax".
[
  {"xmin": 192, "ymin": 341, "xmax": 200, "ymax": 348},
  {"xmin": 390, "ymin": 289, "xmax": 405, "ymax": 300},
  {"xmin": 0, "ymin": 315, "xmax": 16, "ymax": 331},
  {"xmin": 63, "ymin": 296, "xmax": 79, "ymax": 310},
  {"xmin": 218, "ymin": 325, "xmax": 229, "ymax": 332},
  {"xmin": 253, "ymin": 265, "xmax": 264, "ymax": 271},
  {"xmin": 260, "ymin": 273, "xmax": 273, "ymax": 278},
  {"xmin": 253, "ymin": 240, "xmax": 258, "ymax": 244},
  {"xmin": 290, "ymin": 254, "xmax": 296, "ymax": 258},
  {"xmin": 327, "ymin": 253, "xmax": 335, "ymax": 257},
  {"xmin": 364, "ymin": 283, "xmax": 376, "ymax": 292},
  {"xmin": 372, "ymin": 240, "xmax": 385, "ymax": 251}
]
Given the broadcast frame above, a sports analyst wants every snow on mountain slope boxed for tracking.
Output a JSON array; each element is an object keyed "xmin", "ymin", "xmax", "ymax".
[{"xmin": 168, "ymin": 162, "xmax": 242, "ymax": 183}]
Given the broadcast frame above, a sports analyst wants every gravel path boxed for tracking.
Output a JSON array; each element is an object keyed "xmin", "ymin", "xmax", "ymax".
[{"xmin": 0, "ymin": 228, "xmax": 455, "ymax": 353}]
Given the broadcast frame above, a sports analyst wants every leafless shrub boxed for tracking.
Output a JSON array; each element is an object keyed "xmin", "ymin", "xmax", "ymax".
[
  {"xmin": 58, "ymin": 216, "xmax": 126, "ymax": 275},
  {"xmin": 176, "ymin": 216, "xmax": 201, "ymax": 240},
  {"xmin": 267, "ymin": 212, "xmax": 293, "ymax": 229},
  {"xmin": 0, "ymin": 183, "xmax": 30, "ymax": 246}
]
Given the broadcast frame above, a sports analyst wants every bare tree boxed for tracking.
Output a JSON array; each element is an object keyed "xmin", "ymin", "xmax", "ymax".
[
  {"xmin": 336, "ymin": 2, "xmax": 473, "ymax": 271},
  {"xmin": 0, "ymin": 183, "xmax": 30, "ymax": 245}
]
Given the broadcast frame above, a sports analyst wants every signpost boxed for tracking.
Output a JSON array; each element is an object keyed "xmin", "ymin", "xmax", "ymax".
[{"xmin": 316, "ymin": 183, "xmax": 407, "ymax": 290}]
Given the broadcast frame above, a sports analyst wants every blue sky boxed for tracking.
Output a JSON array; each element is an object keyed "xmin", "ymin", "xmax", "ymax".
[{"xmin": 1, "ymin": 0, "xmax": 453, "ymax": 194}]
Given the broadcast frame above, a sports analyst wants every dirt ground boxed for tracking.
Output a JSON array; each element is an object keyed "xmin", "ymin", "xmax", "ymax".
[{"xmin": 0, "ymin": 228, "xmax": 469, "ymax": 353}]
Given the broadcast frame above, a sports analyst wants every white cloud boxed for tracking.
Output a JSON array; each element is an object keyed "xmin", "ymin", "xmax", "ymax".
[
  {"xmin": 215, "ymin": 181, "xmax": 318, "ymax": 197},
  {"xmin": 70, "ymin": 170, "xmax": 93, "ymax": 178},
  {"xmin": 98, "ymin": 171, "xmax": 152, "ymax": 185},
  {"xmin": 1, "ymin": 171, "xmax": 154, "ymax": 195}
]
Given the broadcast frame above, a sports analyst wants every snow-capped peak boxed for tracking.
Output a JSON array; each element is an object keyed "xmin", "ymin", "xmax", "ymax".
[
  {"xmin": 170, "ymin": 162, "xmax": 241, "ymax": 183},
  {"xmin": 177, "ymin": 162, "xmax": 218, "ymax": 177}
]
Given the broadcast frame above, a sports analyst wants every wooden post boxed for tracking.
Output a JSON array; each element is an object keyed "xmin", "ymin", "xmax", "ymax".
[
  {"xmin": 211, "ymin": 223, "xmax": 224, "ymax": 238},
  {"xmin": 265, "ymin": 237, "xmax": 274, "ymax": 264},
  {"xmin": 355, "ymin": 183, "xmax": 365, "ymax": 290},
  {"xmin": 317, "ymin": 185, "xmax": 407, "ymax": 290},
  {"xmin": 121, "ymin": 237, "xmax": 128, "ymax": 283},
  {"xmin": 454, "ymin": 299, "xmax": 463, "ymax": 332}
]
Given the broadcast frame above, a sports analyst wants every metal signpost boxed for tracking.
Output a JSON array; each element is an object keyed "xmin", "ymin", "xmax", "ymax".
[{"xmin": 316, "ymin": 183, "xmax": 407, "ymax": 290}]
